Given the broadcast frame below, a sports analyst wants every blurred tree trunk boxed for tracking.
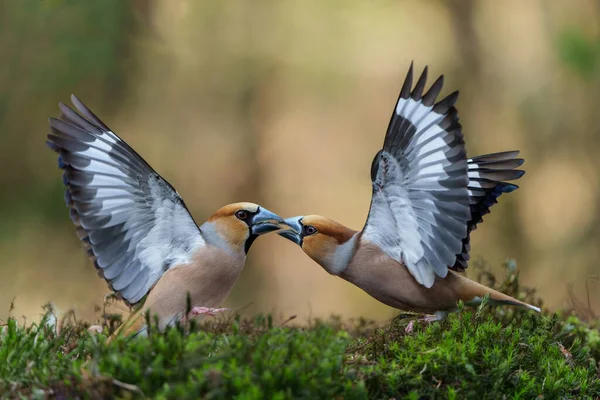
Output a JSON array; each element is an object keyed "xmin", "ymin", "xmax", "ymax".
[{"xmin": 0, "ymin": 0, "xmax": 149, "ymax": 223}]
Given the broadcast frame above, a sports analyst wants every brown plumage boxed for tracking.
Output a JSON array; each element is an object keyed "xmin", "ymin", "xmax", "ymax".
[
  {"xmin": 111, "ymin": 244, "xmax": 244, "ymax": 340},
  {"xmin": 278, "ymin": 64, "xmax": 537, "ymax": 319},
  {"xmin": 342, "ymin": 239, "xmax": 536, "ymax": 314}
]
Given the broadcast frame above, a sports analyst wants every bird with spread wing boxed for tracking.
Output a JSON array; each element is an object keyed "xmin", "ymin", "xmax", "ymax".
[
  {"xmin": 278, "ymin": 64, "xmax": 538, "ymax": 321},
  {"xmin": 47, "ymin": 96, "xmax": 286, "ymax": 338}
]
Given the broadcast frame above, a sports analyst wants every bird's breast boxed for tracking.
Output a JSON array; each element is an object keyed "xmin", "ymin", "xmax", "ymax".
[
  {"xmin": 137, "ymin": 246, "xmax": 245, "ymax": 328},
  {"xmin": 341, "ymin": 241, "xmax": 463, "ymax": 313}
]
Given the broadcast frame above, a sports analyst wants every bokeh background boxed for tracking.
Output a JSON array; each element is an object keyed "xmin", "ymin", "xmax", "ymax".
[{"xmin": 1, "ymin": 0, "xmax": 599, "ymax": 323}]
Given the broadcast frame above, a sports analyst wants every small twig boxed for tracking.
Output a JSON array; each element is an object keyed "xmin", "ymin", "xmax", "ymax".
[
  {"xmin": 112, "ymin": 378, "xmax": 144, "ymax": 396},
  {"xmin": 307, "ymin": 301, "xmax": 313, "ymax": 326},
  {"xmin": 279, "ymin": 315, "xmax": 297, "ymax": 327},
  {"xmin": 8, "ymin": 297, "xmax": 15, "ymax": 318},
  {"xmin": 103, "ymin": 294, "xmax": 112, "ymax": 327},
  {"xmin": 233, "ymin": 302, "xmax": 255, "ymax": 315},
  {"xmin": 585, "ymin": 275, "xmax": 600, "ymax": 318}
]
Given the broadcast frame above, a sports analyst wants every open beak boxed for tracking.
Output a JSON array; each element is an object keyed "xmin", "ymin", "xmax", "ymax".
[
  {"xmin": 277, "ymin": 216, "xmax": 303, "ymax": 246},
  {"xmin": 250, "ymin": 208, "xmax": 286, "ymax": 235}
]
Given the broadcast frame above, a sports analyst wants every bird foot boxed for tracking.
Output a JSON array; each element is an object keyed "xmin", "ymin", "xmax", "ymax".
[
  {"xmin": 419, "ymin": 311, "xmax": 448, "ymax": 323},
  {"xmin": 405, "ymin": 311, "xmax": 447, "ymax": 334},
  {"xmin": 419, "ymin": 315, "xmax": 440, "ymax": 323},
  {"xmin": 404, "ymin": 320, "xmax": 415, "ymax": 334},
  {"xmin": 88, "ymin": 325, "xmax": 103, "ymax": 334},
  {"xmin": 189, "ymin": 307, "xmax": 229, "ymax": 317}
]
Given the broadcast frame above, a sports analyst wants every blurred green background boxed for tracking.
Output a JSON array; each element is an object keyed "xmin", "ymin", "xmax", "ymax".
[{"xmin": 1, "ymin": 0, "xmax": 599, "ymax": 323}]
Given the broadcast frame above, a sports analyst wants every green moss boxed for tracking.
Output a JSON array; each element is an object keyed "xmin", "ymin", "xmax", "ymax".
[
  {"xmin": 1, "ymin": 265, "xmax": 599, "ymax": 399},
  {"xmin": 350, "ymin": 311, "xmax": 599, "ymax": 399}
]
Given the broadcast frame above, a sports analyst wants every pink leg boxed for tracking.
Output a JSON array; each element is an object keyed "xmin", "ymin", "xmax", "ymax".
[
  {"xmin": 418, "ymin": 311, "xmax": 448, "ymax": 323},
  {"xmin": 405, "ymin": 311, "xmax": 447, "ymax": 334},
  {"xmin": 189, "ymin": 307, "xmax": 229, "ymax": 317}
]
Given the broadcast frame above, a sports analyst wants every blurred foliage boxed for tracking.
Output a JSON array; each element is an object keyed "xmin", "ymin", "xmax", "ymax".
[
  {"xmin": 351, "ymin": 314, "xmax": 598, "ymax": 399},
  {"xmin": 557, "ymin": 27, "xmax": 600, "ymax": 79},
  {"xmin": 2, "ymin": 0, "xmax": 600, "ymax": 324},
  {"xmin": 0, "ymin": 0, "xmax": 141, "ymax": 220}
]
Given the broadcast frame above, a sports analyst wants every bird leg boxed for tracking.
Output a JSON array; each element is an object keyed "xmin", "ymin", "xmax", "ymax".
[
  {"xmin": 181, "ymin": 307, "xmax": 229, "ymax": 325},
  {"xmin": 404, "ymin": 320, "xmax": 415, "ymax": 334},
  {"xmin": 188, "ymin": 307, "xmax": 229, "ymax": 317},
  {"xmin": 404, "ymin": 311, "xmax": 448, "ymax": 334},
  {"xmin": 419, "ymin": 311, "xmax": 448, "ymax": 323}
]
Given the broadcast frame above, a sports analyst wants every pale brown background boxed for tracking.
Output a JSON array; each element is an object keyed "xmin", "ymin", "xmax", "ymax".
[{"xmin": 1, "ymin": 0, "xmax": 599, "ymax": 323}]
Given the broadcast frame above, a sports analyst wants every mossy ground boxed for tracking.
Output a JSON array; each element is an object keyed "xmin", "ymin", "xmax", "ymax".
[{"xmin": 1, "ymin": 264, "xmax": 599, "ymax": 399}]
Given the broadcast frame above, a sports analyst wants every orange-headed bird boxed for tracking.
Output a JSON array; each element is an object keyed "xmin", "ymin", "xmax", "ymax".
[
  {"xmin": 47, "ymin": 96, "xmax": 285, "ymax": 337},
  {"xmin": 279, "ymin": 64, "xmax": 537, "ymax": 321}
]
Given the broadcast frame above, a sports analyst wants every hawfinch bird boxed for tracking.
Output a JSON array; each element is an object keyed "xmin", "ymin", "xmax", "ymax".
[
  {"xmin": 46, "ymin": 95, "xmax": 285, "ymax": 337},
  {"xmin": 279, "ymin": 64, "xmax": 539, "ymax": 320}
]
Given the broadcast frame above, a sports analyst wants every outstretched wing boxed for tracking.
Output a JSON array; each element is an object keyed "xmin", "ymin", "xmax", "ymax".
[
  {"xmin": 452, "ymin": 151, "xmax": 524, "ymax": 271},
  {"xmin": 363, "ymin": 64, "xmax": 471, "ymax": 288},
  {"xmin": 47, "ymin": 95, "xmax": 205, "ymax": 304},
  {"xmin": 363, "ymin": 64, "xmax": 524, "ymax": 288}
]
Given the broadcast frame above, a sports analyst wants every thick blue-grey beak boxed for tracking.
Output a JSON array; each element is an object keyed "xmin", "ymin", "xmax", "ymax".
[
  {"xmin": 250, "ymin": 208, "xmax": 286, "ymax": 235},
  {"xmin": 277, "ymin": 216, "xmax": 303, "ymax": 246}
]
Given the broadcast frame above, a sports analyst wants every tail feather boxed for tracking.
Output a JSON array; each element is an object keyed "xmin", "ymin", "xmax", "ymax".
[
  {"xmin": 486, "ymin": 295, "xmax": 541, "ymax": 312},
  {"xmin": 453, "ymin": 271, "xmax": 540, "ymax": 312},
  {"xmin": 452, "ymin": 151, "xmax": 525, "ymax": 271}
]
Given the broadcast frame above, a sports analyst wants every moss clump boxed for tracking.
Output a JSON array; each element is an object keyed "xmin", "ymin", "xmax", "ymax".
[
  {"xmin": 1, "ymin": 312, "xmax": 598, "ymax": 399},
  {"xmin": 1, "ymin": 264, "xmax": 599, "ymax": 399},
  {"xmin": 350, "ymin": 311, "xmax": 599, "ymax": 399}
]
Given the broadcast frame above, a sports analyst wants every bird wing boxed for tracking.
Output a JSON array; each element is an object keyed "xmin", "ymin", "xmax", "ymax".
[
  {"xmin": 451, "ymin": 151, "xmax": 524, "ymax": 271},
  {"xmin": 363, "ymin": 63, "xmax": 471, "ymax": 288},
  {"xmin": 47, "ymin": 95, "xmax": 205, "ymax": 304}
]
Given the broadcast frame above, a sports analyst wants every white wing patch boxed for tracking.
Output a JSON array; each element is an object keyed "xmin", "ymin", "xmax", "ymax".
[
  {"xmin": 363, "ymin": 64, "xmax": 471, "ymax": 288},
  {"xmin": 364, "ymin": 157, "xmax": 431, "ymax": 284},
  {"xmin": 47, "ymin": 95, "xmax": 205, "ymax": 304}
]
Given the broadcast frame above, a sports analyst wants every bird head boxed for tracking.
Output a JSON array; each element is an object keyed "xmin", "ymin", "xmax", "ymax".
[
  {"xmin": 278, "ymin": 215, "xmax": 357, "ymax": 274},
  {"xmin": 206, "ymin": 202, "xmax": 285, "ymax": 253}
]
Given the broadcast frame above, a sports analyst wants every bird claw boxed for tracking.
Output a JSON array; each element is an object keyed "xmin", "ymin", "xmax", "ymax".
[
  {"xmin": 405, "ymin": 311, "xmax": 447, "ymax": 333},
  {"xmin": 88, "ymin": 325, "xmax": 103, "ymax": 334},
  {"xmin": 188, "ymin": 307, "xmax": 229, "ymax": 317},
  {"xmin": 419, "ymin": 311, "xmax": 448, "ymax": 323}
]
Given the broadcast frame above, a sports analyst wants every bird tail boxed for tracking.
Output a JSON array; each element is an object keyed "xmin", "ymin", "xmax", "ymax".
[{"xmin": 451, "ymin": 271, "xmax": 540, "ymax": 312}]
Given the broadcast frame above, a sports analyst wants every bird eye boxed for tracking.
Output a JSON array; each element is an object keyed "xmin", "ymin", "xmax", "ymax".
[
  {"xmin": 303, "ymin": 225, "xmax": 318, "ymax": 236},
  {"xmin": 235, "ymin": 210, "xmax": 249, "ymax": 220}
]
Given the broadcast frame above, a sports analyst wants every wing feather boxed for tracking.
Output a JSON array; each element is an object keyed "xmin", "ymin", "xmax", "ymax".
[
  {"xmin": 452, "ymin": 151, "xmax": 524, "ymax": 271},
  {"xmin": 363, "ymin": 64, "xmax": 524, "ymax": 287},
  {"xmin": 47, "ymin": 95, "xmax": 205, "ymax": 304}
]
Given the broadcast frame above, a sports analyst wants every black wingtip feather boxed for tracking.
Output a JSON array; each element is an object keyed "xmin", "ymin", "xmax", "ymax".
[
  {"xmin": 470, "ymin": 150, "xmax": 520, "ymax": 162},
  {"xmin": 58, "ymin": 102, "xmax": 98, "ymax": 133},
  {"xmin": 57, "ymin": 155, "xmax": 67, "ymax": 169},
  {"xmin": 433, "ymin": 91, "xmax": 459, "ymax": 114},
  {"xmin": 422, "ymin": 75, "xmax": 444, "ymax": 107},
  {"xmin": 411, "ymin": 66, "xmax": 428, "ymax": 101},
  {"xmin": 64, "ymin": 190, "xmax": 72, "ymax": 206},
  {"xmin": 69, "ymin": 207, "xmax": 78, "ymax": 222},
  {"xmin": 46, "ymin": 140, "xmax": 60, "ymax": 153},
  {"xmin": 70, "ymin": 95, "xmax": 110, "ymax": 131},
  {"xmin": 400, "ymin": 63, "xmax": 414, "ymax": 99}
]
